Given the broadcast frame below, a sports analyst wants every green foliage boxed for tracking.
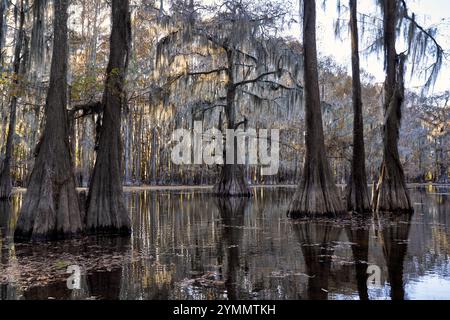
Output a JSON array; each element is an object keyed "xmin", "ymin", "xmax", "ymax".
[{"xmin": 70, "ymin": 69, "xmax": 104, "ymax": 101}]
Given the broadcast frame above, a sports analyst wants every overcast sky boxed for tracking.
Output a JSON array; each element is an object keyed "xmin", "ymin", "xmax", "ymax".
[{"xmin": 283, "ymin": 0, "xmax": 450, "ymax": 93}]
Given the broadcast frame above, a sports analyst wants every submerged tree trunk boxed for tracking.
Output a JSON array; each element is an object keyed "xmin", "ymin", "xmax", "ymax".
[
  {"xmin": 0, "ymin": 1, "xmax": 25, "ymax": 199},
  {"xmin": 14, "ymin": 0, "xmax": 84, "ymax": 242},
  {"xmin": 288, "ymin": 0, "xmax": 344, "ymax": 217},
  {"xmin": 215, "ymin": 164, "xmax": 251, "ymax": 197},
  {"xmin": 346, "ymin": 0, "xmax": 371, "ymax": 213},
  {"xmin": 86, "ymin": 0, "xmax": 131, "ymax": 234},
  {"xmin": 214, "ymin": 50, "xmax": 251, "ymax": 197},
  {"xmin": 374, "ymin": 0, "xmax": 413, "ymax": 213}
]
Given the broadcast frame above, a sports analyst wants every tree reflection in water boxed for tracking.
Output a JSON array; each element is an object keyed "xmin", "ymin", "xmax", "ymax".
[
  {"xmin": 292, "ymin": 211, "xmax": 412, "ymax": 301},
  {"xmin": 345, "ymin": 216, "xmax": 371, "ymax": 300},
  {"xmin": 0, "ymin": 199, "xmax": 22, "ymax": 300},
  {"xmin": 0, "ymin": 187, "xmax": 448, "ymax": 300},
  {"xmin": 216, "ymin": 197, "xmax": 248, "ymax": 300},
  {"xmin": 292, "ymin": 220, "xmax": 342, "ymax": 300},
  {"xmin": 377, "ymin": 213, "xmax": 412, "ymax": 300}
]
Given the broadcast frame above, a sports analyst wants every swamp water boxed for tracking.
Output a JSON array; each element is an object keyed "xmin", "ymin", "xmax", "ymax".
[{"xmin": 0, "ymin": 186, "xmax": 449, "ymax": 300}]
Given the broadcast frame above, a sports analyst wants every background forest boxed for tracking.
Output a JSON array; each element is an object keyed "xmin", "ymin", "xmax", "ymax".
[{"xmin": 0, "ymin": 0, "xmax": 448, "ymax": 192}]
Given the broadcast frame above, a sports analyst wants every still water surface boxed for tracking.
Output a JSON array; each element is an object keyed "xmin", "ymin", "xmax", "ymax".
[{"xmin": 0, "ymin": 186, "xmax": 449, "ymax": 300}]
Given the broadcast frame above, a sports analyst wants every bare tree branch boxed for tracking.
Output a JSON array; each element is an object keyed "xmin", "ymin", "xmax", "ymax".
[{"xmin": 233, "ymin": 70, "xmax": 277, "ymax": 88}]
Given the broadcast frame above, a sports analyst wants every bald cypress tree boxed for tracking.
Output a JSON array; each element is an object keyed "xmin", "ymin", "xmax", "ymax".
[
  {"xmin": 14, "ymin": 0, "xmax": 84, "ymax": 241},
  {"xmin": 373, "ymin": 0, "xmax": 443, "ymax": 213},
  {"xmin": 374, "ymin": 0, "xmax": 412, "ymax": 213},
  {"xmin": 346, "ymin": 0, "xmax": 371, "ymax": 213},
  {"xmin": 288, "ymin": 0, "xmax": 345, "ymax": 218},
  {"xmin": 154, "ymin": 0, "xmax": 300, "ymax": 197},
  {"xmin": 86, "ymin": 0, "xmax": 131, "ymax": 234}
]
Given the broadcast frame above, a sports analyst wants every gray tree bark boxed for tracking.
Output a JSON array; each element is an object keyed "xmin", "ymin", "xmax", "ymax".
[
  {"xmin": 124, "ymin": 104, "xmax": 132, "ymax": 185},
  {"xmin": 288, "ymin": 0, "xmax": 345, "ymax": 217},
  {"xmin": 373, "ymin": 0, "xmax": 413, "ymax": 213},
  {"xmin": 14, "ymin": 0, "xmax": 84, "ymax": 241},
  {"xmin": 0, "ymin": 0, "xmax": 8, "ymax": 62},
  {"xmin": 86, "ymin": 0, "xmax": 132, "ymax": 234},
  {"xmin": 213, "ymin": 50, "xmax": 251, "ymax": 197},
  {"xmin": 346, "ymin": 0, "xmax": 371, "ymax": 213}
]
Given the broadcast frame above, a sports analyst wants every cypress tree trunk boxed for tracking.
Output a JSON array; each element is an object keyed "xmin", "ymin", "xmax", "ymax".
[
  {"xmin": 86, "ymin": 0, "xmax": 131, "ymax": 234},
  {"xmin": 123, "ymin": 105, "xmax": 132, "ymax": 185},
  {"xmin": 150, "ymin": 127, "xmax": 158, "ymax": 184},
  {"xmin": 0, "ymin": 0, "xmax": 8, "ymax": 62},
  {"xmin": 14, "ymin": 0, "xmax": 84, "ymax": 241},
  {"xmin": 288, "ymin": 0, "xmax": 344, "ymax": 217},
  {"xmin": 346, "ymin": 0, "xmax": 371, "ymax": 213},
  {"xmin": 374, "ymin": 0, "xmax": 413, "ymax": 213},
  {"xmin": 29, "ymin": 0, "xmax": 47, "ymax": 81},
  {"xmin": 0, "ymin": 0, "xmax": 25, "ymax": 199},
  {"xmin": 80, "ymin": 117, "xmax": 92, "ymax": 187},
  {"xmin": 214, "ymin": 50, "xmax": 251, "ymax": 197},
  {"xmin": 135, "ymin": 107, "xmax": 143, "ymax": 185},
  {"xmin": 437, "ymin": 136, "xmax": 447, "ymax": 183}
]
